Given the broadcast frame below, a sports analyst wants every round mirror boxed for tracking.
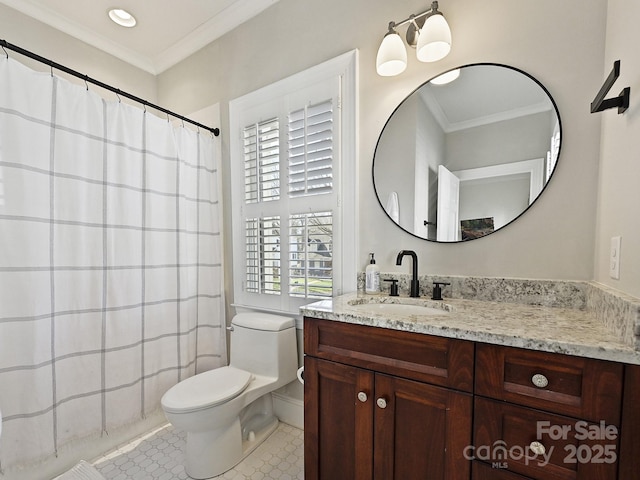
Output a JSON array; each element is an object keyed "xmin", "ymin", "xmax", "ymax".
[{"xmin": 373, "ymin": 63, "xmax": 561, "ymax": 242}]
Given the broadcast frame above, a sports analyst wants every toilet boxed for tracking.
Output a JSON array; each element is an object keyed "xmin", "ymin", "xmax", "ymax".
[{"xmin": 160, "ymin": 312, "xmax": 298, "ymax": 479}]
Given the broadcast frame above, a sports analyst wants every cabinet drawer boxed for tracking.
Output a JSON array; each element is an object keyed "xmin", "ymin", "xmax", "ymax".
[
  {"xmin": 304, "ymin": 317, "xmax": 474, "ymax": 392},
  {"xmin": 475, "ymin": 344, "xmax": 623, "ymax": 424},
  {"xmin": 473, "ymin": 397, "xmax": 618, "ymax": 480},
  {"xmin": 474, "ymin": 398, "xmax": 618, "ymax": 480}
]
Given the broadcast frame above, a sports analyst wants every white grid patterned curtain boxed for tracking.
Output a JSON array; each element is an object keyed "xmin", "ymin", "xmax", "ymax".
[{"xmin": 0, "ymin": 57, "xmax": 226, "ymax": 471}]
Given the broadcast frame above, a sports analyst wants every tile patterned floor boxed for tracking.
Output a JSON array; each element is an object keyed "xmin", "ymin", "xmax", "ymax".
[{"xmin": 92, "ymin": 422, "xmax": 304, "ymax": 479}]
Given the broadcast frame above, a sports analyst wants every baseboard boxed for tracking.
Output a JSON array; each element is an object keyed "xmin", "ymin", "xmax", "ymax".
[{"xmin": 272, "ymin": 381, "xmax": 303, "ymax": 430}]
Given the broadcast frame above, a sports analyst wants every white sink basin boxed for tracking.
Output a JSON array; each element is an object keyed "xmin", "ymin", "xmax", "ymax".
[{"xmin": 348, "ymin": 300, "xmax": 449, "ymax": 316}]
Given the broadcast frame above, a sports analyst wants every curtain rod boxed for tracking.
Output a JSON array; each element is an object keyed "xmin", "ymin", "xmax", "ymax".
[{"xmin": 0, "ymin": 38, "xmax": 220, "ymax": 137}]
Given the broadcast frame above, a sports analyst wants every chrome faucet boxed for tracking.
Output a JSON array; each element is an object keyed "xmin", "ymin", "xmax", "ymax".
[{"xmin": 396, "ymin": 250, "xmax": 420, "ymax": 298}]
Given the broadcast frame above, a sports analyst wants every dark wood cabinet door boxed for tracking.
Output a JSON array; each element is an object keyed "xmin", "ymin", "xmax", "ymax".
[
  {"xmin": 304, "ymin": 356, "xmax": 374, "ymax": 480},
  {"xmin": 373, "ymin": 373, "xmax": 473, "ymax": 480}
]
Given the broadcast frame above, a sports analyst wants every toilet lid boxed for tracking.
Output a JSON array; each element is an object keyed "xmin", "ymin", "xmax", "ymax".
[{"xmin": 161, "ymin": 366, "xmax": 253, "ymax": 414}]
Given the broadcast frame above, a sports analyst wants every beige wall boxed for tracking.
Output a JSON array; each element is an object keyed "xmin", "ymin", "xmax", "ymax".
[
  {"xmin": 5, "ymin": 0, "xmax": 636, "ymax": 300},
  {"xmin": 594, "ymin": 0, "xmax": 640, "ymax": 298},
  {"xmin": 0, "ymin": 4, "xmax": 156, "ymax": 104},
  {"xmin": 157, "ymin": 0, "xmax": 609, "ymax": 304}
]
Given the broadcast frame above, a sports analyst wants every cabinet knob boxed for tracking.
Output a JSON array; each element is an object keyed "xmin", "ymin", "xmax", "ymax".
[
  {"xmin": 531, "ymin": 373, "xmax": 549, "ymax": 388},
  {"xmin": 529, "ymin": 441, "xmax": 546, "ymax": 456},
  {"xmin": 376, "ymin": 397, "xmax": 387, "ymax": 409},
  {"xmin": 357, "ymin": 392, "xmax": 368, "ymax": 403}
]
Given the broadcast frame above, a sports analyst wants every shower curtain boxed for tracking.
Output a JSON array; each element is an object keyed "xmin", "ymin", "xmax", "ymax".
[{"xmin": 0, "ymin": 56, "xmax": 226, "ymax": 471}]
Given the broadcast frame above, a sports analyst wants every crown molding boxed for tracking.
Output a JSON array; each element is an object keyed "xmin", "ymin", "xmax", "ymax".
[
  {"xmin": 0, "ymin": 0, "xmax": 280, "ymax": 75},
  {"xmin": 154, "ymin": 0, "xmax": 279, "ymax": 73}
]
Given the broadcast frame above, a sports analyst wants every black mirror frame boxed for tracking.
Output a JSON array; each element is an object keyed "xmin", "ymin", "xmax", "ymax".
[{"xmin": 372, "ymin": 62, "xmax": 563, "ymax": 243}]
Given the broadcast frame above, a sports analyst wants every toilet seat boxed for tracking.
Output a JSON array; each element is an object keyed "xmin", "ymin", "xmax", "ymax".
[{"xmin": 161, "ymin": 366, "xmax": 253, "ymax": 414}]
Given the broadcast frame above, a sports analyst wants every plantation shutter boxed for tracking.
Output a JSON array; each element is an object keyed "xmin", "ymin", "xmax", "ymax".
[
  {"xmin": 241, "ymin": 99, "xmax": 335, "ymax": 302},
  {"xmin": 288, "ymin": 100, "xmax": 333, "ymax": 197},
  {"xmin": 244, "ymin": 118, "xmax": 280, "ymax": 203},
  {"xmin": 245, "ymin": 216, "xmax": 281, "ymax": 295}
]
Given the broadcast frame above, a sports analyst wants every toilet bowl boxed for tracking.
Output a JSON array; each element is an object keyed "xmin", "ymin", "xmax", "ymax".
[{"xmin": 161, "ymin": 312, "xmax": 298, "ymax": 479}]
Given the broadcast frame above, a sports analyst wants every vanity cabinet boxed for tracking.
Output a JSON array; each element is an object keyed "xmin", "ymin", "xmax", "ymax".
[
  {"xmin": 303, "ymin": 317, "xmax": 474, "ymax": 480},
  {"xmin": 474, "ymin": 344, "xmax": 623, "ymax": 480},
  {"xmin": 304, "ymin": 316, "xmax": 637, "ymax": 479}
]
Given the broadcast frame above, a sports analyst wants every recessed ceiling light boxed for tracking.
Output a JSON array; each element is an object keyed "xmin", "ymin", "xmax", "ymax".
[{"xmin": 108, "ymin": 8, "xmax": 137, "ymax": 28}]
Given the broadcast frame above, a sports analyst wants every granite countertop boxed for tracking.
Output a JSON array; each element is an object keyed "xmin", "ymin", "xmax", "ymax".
[{"xmin": 300, "ymin": 292, "xmax": 640, "ymax": 365}]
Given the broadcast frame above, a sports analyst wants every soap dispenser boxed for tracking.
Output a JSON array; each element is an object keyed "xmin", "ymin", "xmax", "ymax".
[{"xmin": 365, "ymin": 253, "xmax": 380, "ymax": 294}]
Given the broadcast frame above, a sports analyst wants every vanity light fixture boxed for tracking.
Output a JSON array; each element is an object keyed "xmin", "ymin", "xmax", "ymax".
[
  {"xmin": 108, "ymin": 8, "xmax": 137, "ymax": 28},
  {"xmin": 376, "ymin": 1, "xmax": 452, "ymax": 77}
]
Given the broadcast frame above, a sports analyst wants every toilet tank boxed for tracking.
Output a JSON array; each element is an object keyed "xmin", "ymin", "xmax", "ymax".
[{"xmin": 229, "ymin": 313, "xmax": 297, "ymax": 381}]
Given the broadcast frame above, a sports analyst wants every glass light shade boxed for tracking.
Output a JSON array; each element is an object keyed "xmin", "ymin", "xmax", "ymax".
[
  {"xmin": 430, "ymin": 68, "xmax": 460, "ymax": 85},
  {"xmin": 376, "ymin": 32, "xmax": 407, "ymax": 77},
  {"xmin": 416, "ymin": 13, "xmax": 451, "ymax": 62}
]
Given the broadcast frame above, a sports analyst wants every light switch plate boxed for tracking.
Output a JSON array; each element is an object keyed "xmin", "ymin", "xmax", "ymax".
[{"xmin": 610, "ymin": 236, "xmax": 621, "ymax": 280}]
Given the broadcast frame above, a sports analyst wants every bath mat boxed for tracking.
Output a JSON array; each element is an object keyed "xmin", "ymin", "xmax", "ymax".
[{"xmin": 53, "ymin": 460, "xmax": 106, "ymax": 480}]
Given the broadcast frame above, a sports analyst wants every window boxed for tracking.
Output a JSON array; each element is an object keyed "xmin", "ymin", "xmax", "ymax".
[
  {"xmin": 288, "ymin": 211, "xmax": 333, "ymax": 298},
  {"xmin": 230, "ymin": 51, "xmax": 357, "ymax": 314}
]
